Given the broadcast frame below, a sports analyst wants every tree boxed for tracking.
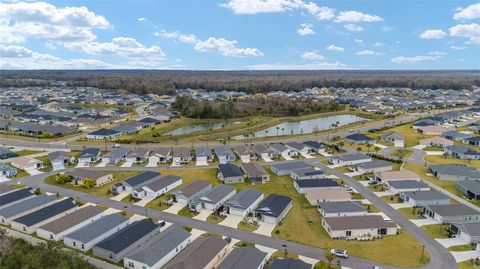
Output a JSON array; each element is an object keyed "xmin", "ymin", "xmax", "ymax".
[
  {"xmin": 81, "ymin": 178, "xmax": 96, "ymax": 189},
  {"xmin": 55, "ymin": 174, "xmax": 70, "ymax": 184},
  {"xmin": 325, "ymin": 252, "xmax": 336, "ymax": 269}
]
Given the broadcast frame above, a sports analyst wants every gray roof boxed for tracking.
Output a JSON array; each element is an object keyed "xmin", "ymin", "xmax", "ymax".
[
  {"xmin": 79, "ymin": 148, "xmax": 101, "ymax": 158},
  {"xmin": 0, "ymin": 195, "xmax": 56, "ymax": 219},
  {"xmin": 13, "ymin": 198, "xmax": 76, "ymax": 226},
  {"xmin": 295, "ymin": 178, "xmax": 339, "ymax": 188},
  {"xmin": 217, "ymin": 247, "xmax": 267, "ymax": 269},
  {"xmin": 358, "ymin": 160, "xmax": 392, "ymax": 169},
  {"xmin": 0, "ymin": 162, "xmax": 16, "ymax": 172},
  {"xmin": 124, "ymin": 171, "xmax": 161, "ymax": 187},
  {"xmin": 47, "ymin": 151, "xmax": 70, "ymax": 163},
  {"xmin": 144, "ymin": 175, "xmax": 182, "ymax": 192},
  {"xmin": 241, "ymin": 163, "xmax": 268, "ymax": 178},
  {"xmin": 456, "ymin": 180, "xmax": 480, "ymax": 195},
  {"xmin": 105, "ymin": 147, "xmax": 130, "ymax": 159},
  {"xmin": 163, "ymin": 235, "xmax": 228, "ymax": 269},
  {"xmin": 426, "ymin": 204, "xmax": 480, "ymax": 217},
  {"xmin": 219, "ymin": 163, "xmax": 244, "ymax": 178},
  {"xmin": 200, "ymin": 184, "xmax": 236, "ymax": 204},
  {"xmin": 387, "ymin": 180, "xmax": 429, "ymax": 189},
  {"xmin": 126, "ymin": 225, "xmax": 190, "ymax": 267},
  {"xmin": 254, "ymin": 194, "xmax": 292, "ymax": 218},
  {"xmin": 318, "ymin": 201, "xmax": 367, "ymax": 214},
  {"xmin": 442, "ymin": 131, "xmax": 469, "ymax": 139},
  {"xmin": 337, "ymin": 153, "xmax": 370, "ymax": 162},
  {"xmin": 195, "ymin": 146, "xmax": 212, "ymax": 157},
  {"xmin": 173, "ymin": 180, "xmax": 211, "ymax": 199},
  {"xmin": 38, "ymin": 205, "xmax": 103, "ymax": 234},
  {"xmin": 323, "ymin": 215, "xmax": 397, "ymax": 230},
  {"xmin": 291, "ymin": 167, "xmax": 324, "ymax": 177},
  {"xmin": 65, "ymin": 214, "xmax": 129, "ymax": 243},
  {"xmin": 446, "ymin": 145, "xmax": 480, "ymax": 156},
  {"xmin": 173, "ymin": 147, "xmax": 191, "ymax": 158},
  {"xmin": 401, "ymin": 190, "xmax": 450, "ymax": 201},
  {"xmin": 270, "ymin": 143, "xmax": 289, "ymax": 152},
  {"xmin": 0, "ymin": 187, "xmax": 34, "ymax": 207},
  {"xmin": 253, "ymin": 144, "xmax": 275, "ymax": 155},
  {"xmin": 453, "ymin": 222, "xmax": 480, "ymax": 237},
  {"xmin": 95, "ymin": 219, "xmax": 159, "ymax": 254},
  {"xmin": 429, "ymin": 164, "xmax": 480, "ymax": 179},
  {"xmin": 225, "ymin": 189, "xmax": 263, "ymax": 211},
  {"xmin": 270, "ymin": 259, "xmax": 312, "ymax": 269},
  {"xmin": 285, "ymin": 142, "xmax": 305, "ymax": 150},
  {"xmin": 271, "ymin": 161, "xmax": 310, "ymax": 172},
  {"xmin": 381, "ymin": 132, "xmax": 405, "ymax": 140},
  {"xmin": 215, "ymin": 145, "xmax": 234, "ymax": 157}
]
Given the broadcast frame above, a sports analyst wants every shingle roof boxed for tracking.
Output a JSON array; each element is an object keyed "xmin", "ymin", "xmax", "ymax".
[
  {"xmin": 47, "ymin": 151, "xmax": 70, "ymax": 163},
  {"xmin": 225, "ymin": 189, "xmax": 263, "ymax": 211},
  {"xmin": 401, "ymin": 190, "xmax": 449, "ymax": 200},
  {"xmin": 0, "ymin": 187, "xmax": 33, "ymax": 207},
  {"xmin": 13, "ymin": 197, "xmax": 76, "ymax": 227},
  {"xmin": 345, "ymin": 133, "xmax": 375, "ymax": 142},
  {"xmin": 387, "ymin": 180, "xmax": 429, "ymax": 189},
  {"xmin": 452, "ymin": 222, "xmax": 480, "ymax": 237},
  {"xmin": 318, "ymin": 201, "xmax": 367, "ymax": 214},
  {"xmin": 200, "ymin": 185, "xmax": 235, "ymax": 204},
  {"xmin": 456, "ymin": 180, "xmax": 480, "ymax": 195},
  {"xmin": 65, "ymin": 214, "xmax": 129, "ymax": 243},
  {"xmin": 80, "ymin": 148, "xmax": 101, "ymax": 158},
  {"xmin": 271, "ymin": 161, "xmax": 310, "ymax": 172},
  {"xmin": 174, "ymin": 180, "xmax": 211, "ymax": 198},
  {"xmin": 302, "ymin": 140, "xmax": 324, "ymax": 149},
  {"xmin": 88, "ymin": 129, "xmax": 120, "ymax": 136},
  {"xmin": 144, "ymin": 175, "xmax": 182, "ymax": 192},
  {"xmin": 241, "ymin": 163, "xmax": 268, "ymax": 178},
  {"xmin": 324, "ymin": 215, "xmax": 397, "ymax": 230},
  {"xmin": 429, "ymin": 164, "xmax": 480, "ymax": 179},
  {"xmin": 65, "ymin": 168, "xmax": 111, "ymax": 180},
  {"xmin": 358, "ymin": 160, "xmax": 392, "ymax": 169},
  {"xmin": 219, "ymin": 163, "xmax": 244, "ymax": 178},
  {"xmin": 337, "ymin": 153, "xmax": 370, "ymax": 162},
  {"xmin": 38, "ymin": 205, "xmax": 103, "ymax": 234},
  {"xmin": 295, "ymin": 178, "xmax": 339, "ymax": 188},
  {"xmin": 254, "ymin": 194, "xmax": 292, "ymax": 218},
  {"xmin": 291, "ymin": 167, "xmax": 324, "ymax": 177},
  {"xmin": 217, "ymin": 247, "xmax": 267, "ymax": 269},
  {"xmin": 426, "ymin": 204, "xmax": 480, "ymax": 217},
  {"xmin": 124, "ymin": 171, "xmax": 161, "ymax": 187},
  {"xmin": 270, "ymin": 258, "xmax": 312, "ymax": 269},
  {"xmin": 0, "ymin": 195, "xmax": 56, "ymax": 219}
]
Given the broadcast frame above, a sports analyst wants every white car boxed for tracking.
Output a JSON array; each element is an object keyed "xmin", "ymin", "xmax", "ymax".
[{"xmin": 330, "ymin": 248, "xmax": 348, "ymax": 258}]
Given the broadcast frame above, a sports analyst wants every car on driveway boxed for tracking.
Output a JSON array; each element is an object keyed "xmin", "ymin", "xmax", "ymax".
[{"xmin": 330, "ymin": 248, "xmax": 348, "ymax": 258}]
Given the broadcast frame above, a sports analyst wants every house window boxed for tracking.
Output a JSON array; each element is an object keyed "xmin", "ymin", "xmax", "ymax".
[
  {"xmin": 128, "ymin": 261, "xmax": 135, "ymax": 267},
  {"xmin": 109, "ymin": 254, "xmax": 113, "ymax": 259},
  {"xmin": 50, "ymin": 235, "xmax": 53, "ymax": 240},
  {"xmin": 81, "ymin": 244, "xmax": 84, "ymax": 249},
  {"xmin": 346, "ymin": 231, "xmax": 352, "ymax": 237},
  {"xmin": 73, "ymin": 242, "xmax": 76, "ymax": 247}
]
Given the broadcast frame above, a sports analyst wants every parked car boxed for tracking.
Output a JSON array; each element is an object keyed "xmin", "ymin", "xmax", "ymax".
[
  {"xmin": 368, "ymin": 179, "xmax": 379, "ymax": 185},
  {"xmin": 342, "ymin": 185, "xmax": 353, "ymax": 192},
  {"xmin": 330, "ymin": 249, "xmax": 348, "ymax": 258},
  {"xmin": 372, "ymin": 266, "xmax": 383, "ymax": 269}
]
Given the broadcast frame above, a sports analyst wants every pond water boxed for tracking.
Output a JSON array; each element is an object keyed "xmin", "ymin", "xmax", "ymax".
[
  {"xmin": 167, "ymin": 121, "xmax": 240, "ymax": 136},
  {"xmin": 232, "ymin": 114, "xmax": 366, "ymax": 140}
]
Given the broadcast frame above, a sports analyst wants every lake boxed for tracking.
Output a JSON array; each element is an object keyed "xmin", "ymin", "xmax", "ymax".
[
  {"xmin": 232, "ymin": 114, "xmax": 366, "ymax": 140},
  {"xmin": 166, "ymin": 121, "xmax": 240, "ymax": 136}
]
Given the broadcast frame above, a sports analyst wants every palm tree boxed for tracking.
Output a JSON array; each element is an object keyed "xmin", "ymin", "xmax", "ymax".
[
  {"xmin": 276, "ymin": 126, "xmax": 280, "ymax": 136},
  {"xmin": 281, "ymin": 128, "xmax": 285, "ymax": 136},
  {"xmin": 325, "ymin": 252, "xmax": 336, "ymax": 269}
]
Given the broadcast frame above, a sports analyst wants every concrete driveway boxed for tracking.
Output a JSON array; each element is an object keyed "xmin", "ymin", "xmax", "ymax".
[
  {"xmin": 193, "ymin": 210, "xmax": 212, "ymax": 221},
  {"xmin": 146, "ymin": 156, "xmax": 159, "ymax": 167},
  {"xmin": 121, "ymin": 160, "xmax": 133, "ymax": 167},
  {"xmin": 345, "ymin": 171, "xmax": 362, "ymax": 177},
  {"xmin": 26, "ymin": 168, "xmax": 42, "ymax": 175},
  {"xmin": 110, "ymin": 192, "xmax": 130, "ymax": 201},
  {"xmin": 282, "ymin": 154, "xmax": 293, "ymax": 161},
  {"xmin": 0, "ymin": 176, "xmax": 8, "ymax": 183},
  {"xmin": 96, "ymin": 159, "xmax": 108, "ymax": 167},
  {"xmin": 262, "ymin": 157, "xmax": 273, "ymax": 162},
  {"xmin": 411, "ymin": 218, "xmax": 440, "ymax": 227},
  {"xmin": 300, "ymin": 152, "xmax": 314, "ymax": 159},
  {"xmin": 196, "ymin": 160, "xmax": 209, "ymax": 166},
  {"xmin": 424, "ymin": 151, "xmax": 445, "ymax": 156},
  {"xmin": 451, "ymin": 250, "xmax": 480, "ymax": 262},
  {"xmin": 374, "ymin": 143, "xmax": 388, "ymax": 149},
  {"xmin": 163, "ymin": 203, "xmax": 184, "ymax": 214},
  {"xmin": 133, "ymin": 197, "xmax": 155, "ymax": 207},
  {"xmin": 240, "ymin": 158, "xmax": 251, "ymax": 163},
  {"xmin": 219, "ymin": 214, "xmax": 243, "ymax": 228},
  {"xmin": 436, "ymin": 237, "xmax": 468, "ymax": 248},
  {"xmin": 190, "ymin": 228, "xmax": 205, "ymax": 241},
  {"xmin": 391, "ymin": 203, "xmax": 413, "ymax": 209},
  {"xmin": 256, "ymin": 244, "xmax": 276, "ymax": 260},
  {"xmin": 373, "ymin": 191, "xmax": 392, "ymax": 197},
  {"xmin": 76, "ymin": 162, "xmax": 88, "ymax": 168},
  {"xmin": 129, "ymin": 214, "xmax": 146, "ymax": 222},
  {"xmin": 253, "ymin": 222, "xmax": 276, "ymax": 236}
]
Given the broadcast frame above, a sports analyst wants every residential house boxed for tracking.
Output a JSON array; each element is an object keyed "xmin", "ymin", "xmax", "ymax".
[
  {"xmin": 419, "ymin": 136, "xmax": 454, "ymax": 148},
  {"xmin": 463, "ymin": 136, "xmax": 480, "ymax": 146},
  {"xmin": 241, "ymin": 162, "xmax": 270, "ymax": 184},
  {"xmin": 442, "ymin": 131, "xmax": 470, "ymax": 141},
  {"xmin": 172, "ymin": 148, "xmax": 192, "ymax": 165},
  {"xmin": 400, "ymin": 190, "xmax": 450, "ymax": 207},
  {"xmin": 48, "ymin": 151, "xmax": 72, "ymax": 170},
  {"xmin": 112, "ymin": 171, "xmax": 162, "ymax": 193},
  {"xmin": 0, "ymin": 147, "xmax": 17, "ymax": 159},
  {"xmin": 217, "ymin": 247, "xmax": 268, "ymax": 269},
  {"xmin": 78, "ymin": 148, "xmax": 102, "ymax": 165},
  {"xmin": 385, "ymin": 180, "xmax": 430, "ymax": 194},
  {"xmin": 0, "ymin": 194, "xmax": 56, "ymax": 225},
  {"xmin": 451, "ymin": 223, "xmax": 480, "ymax": 244},
  {"xmin": 195, "ymin": 146, "xmax": 213, "ymax": 163},
  {"xmin": 0, "ymin": 163, "xmax": 17, "ymax": 177},
  {"xmin": 125, "ymin": 148, "xmax": 151, "ymax": 164},
  {"xmin": 10, "ymin": 156, "xmax": 44, "ymax": 171},
  {"xmin": 132, "ymin": 175, "xmax": 182, "ymax": 199},
  {"xmin": 356, "ymin": 160, "xmax": 393, "ymax": 174},
  {"xmin": 232, "ymin": 145, "xmax": 256, "ymax": 162},
  {"xmin": 290, "ymin": 167, "xmax": 324, "ymax": 180},
  {"xmin": 253, "ymin": 144, "xmax": 278, "ymax": 160},
  {"xmin": 65, "ymin": 168, "xmax": 113, "ymax": 186},
  {"xmin": 417, "ymin": 125, "xmax": 450, "ymax": 135},
  {"xmin": 215, "ymin": 145, "xmax": 236, "ymax": 164},
  {"xmin": 270, "ymin": 259, "xmax": 312, "ymax": 269},
  {"xmin": 456, "ymin": 180, "xmax": 480, "ymax": 200},
  {"xmin": 63, "ymin": 214, "xmax": 129, "ymax": 252},
  {"xmin": 344, "ymin": 133, "xmax": 375, "ymax": 145},
  {"xmin": 429, "ymin": 164, "xmax": 480, "ymax": 181},
  {"xmin": 304, "ymin": 189, "xmax": 351, "ymax": 205},
  {"xmin": 329, "ymin": 153, "xmax": 371, "ymax": 166},
  {"xmin": 93, "ymin": 220, "xmax": 160, "ymax": 263},
  {"xmin": 10, "ymin": 197, "xmax": 77, "ymax": 234},
  {"xmin": 270, "ymin": 161, "xmax": 310, "ymax": 176},
  {"xmin": 163, "ymin": 235, "xmax": 229, "ymax": 269},
  {"xmin": 37, "ymin": 205, "xmax": 104, "ymax": 241},
  {"xmin": 423, "ymin": 204, "xmax": 480, "ymax": 224},
  {"xmin": 285, "ymin": 142, "xmax": 310, "ymax": 154},
  {"xmin": 110, "ymin": 124, "xmax": 140, "ymax": 135},
  {"xmin": 225, "ymin": 189, "xmax": 264, "ymax": 217},
  {"xmin": 270, "ymin": 143, "xmax": 298, "ymax": 158},
  {"xmin": 317, "ymin": 201, "xmax": 367, "ymax": 217},
  {"xmin": 302, "ymin": 140, "xmax": 326, "ymax": 154},
  {"xmin": 294, "ymin": 178, "xmax": 341, "ymax": 194},
  {"xmin": 381, "ymin": 132, "xmax": 405, "ymax": 147},
  {"xmin": 104, "ymin": 147, "xmax": 130, "ymax": 165},
  {"xmin": 155, "ymin": 148, "xmax": 171, "ymax": 164},
  {"xmin": 172, "ymin": 180, "xmax": 212, "ymax": 205},
  {"xmin": 218, "ymin": 163, "xmax": 244, "ymax": 184},
  {"xmin": 138, "ymin": 117, "xmax": 161, "ymax": 127},
  {"xmin": 254, "ymin": 194, "xmax": 292, "ymax": 224},
  {"xmin": 322, "ymin": 215, "xmax": 397, "ymax": 239},
  {"xmin": 124, "ymin": 224, "xmax": 191, "ymax": 269},
  {"xmin": 374, "ymin": 170, "xmax": 420, "ymax": 182},
  {"xmin": 86, "ymin": 129, "xmax": 121, "ymax": 140},
  {"xmin": 445, "ymin": 145, "xmax": 480, "ymax": 160},
  {"xmin": 194, "ymin": 185, "xmax": 236, "ymax": 212},
  {"xmin": 0, "ymin": 187, "xmax": 35, "ymax": 209}
]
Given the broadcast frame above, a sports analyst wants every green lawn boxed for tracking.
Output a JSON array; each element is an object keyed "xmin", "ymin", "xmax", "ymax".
[
  {"xmin": 269, "ymin": 250, "xmax": 299, "ymax": 260},
  {"xmin": 423, "ymin": 146, "xmax": 444, "ymax": 151},
  {"xmin": 177, "ymin": 206, "xmax": 198, "ymax": 218},
  {"xmin": 448, "ymin": 244, "xmax": 475, "ymax": 251},
  {"xmin": 397, "ymin": 207, "xmax": 423, "ymax": 220},
  {"xmin": 381, "ymin": 195, "xmax": 402, "ymax": 204},
  {"xmin": 421, "ymin": 224, "xmax": 450, "ymax": 239},
  {"xmin": 206, "ymin": 214, "xmax": 225, "ymax": 224},
  {"xmin": 6, "ymin": 163, "xmax": 30, "ymax": 178},
  {"xmin": 314, "ymin": 261, "xmax": 341, "ymax": 269},
  {"xmin": 424, "ymin": 155, "xmax": 480, "ymax": 169},
  {"xmin": 37, "ymin": 156, "xmax": 52, "ymax": 172},
  {"xmin": 374, "ymin": 123, "xmax": 432, "ymax": 147},
  {"xmin": 390, "ymin": 148, "xmax": 414, "ymax": 159},
  {"xmin": 237, "ymin": 221, "xmax": 257, "ymax": 232},
  {"xmin": 234, "ymin": 241, "xmax": 255, "ymax": 247},
  {"xmin": 15, "ymin": 150, "xmax": 43, "ymax": 156},
  {"xmin": 457, "ymin": 260, "xmax": 480, "ymax": 269}
]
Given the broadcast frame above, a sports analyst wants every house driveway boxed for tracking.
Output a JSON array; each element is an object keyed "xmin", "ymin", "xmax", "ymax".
[
  {"xmin": 121, "ymin": 160, "xmax": 133, "ymax": 167},
  {"xmin": 424, "ymin": 151, "xmax": 445, "ymax": 156},
  {"xmin": 256, "ymin": 244, "xmax": 276, "ymax": 260},
  {"xmin": 0, "ymin": 176, "xmax": 8, "ymax": 183},
  {"xmin": 146, "ymin": 156, "xmax": 159, "ymax": 167},
  {"xmin": 133, "ymin": 196, "xmax": 155, "ymax": 207},
  {"xmin": 412, "ymin": 145, "xmax": 426, "ymax": 150},
  {"xmin": 110, "ymin": 192, "xmax": 130, "ymax": 201},
  {"xmin": 300, "ymin": 152, "xmax": 314, "ymax": 159},
  {"xmin": 253, "ymin": 222, "xmax": 276, "ymax": 236},
  {"xmin": 240, "ymin": 158, "xmax": 251, "ymax": 163},
  {"xmin": 373, "ymin": 191, "xmax": 392, "ymax": 197},
  {"xmin": 451, "ymin": 250, "xmax": 480, "ymax": 262},
  {"xmin": 190, "ymin": 228, "xmax": 205, "ymax": 241},
  {"xmin": 196, "ymin": 160, "xmax": 209, "ymax": 166},
  {"xmin": 26, "ymin": 168, "xmax": 42, "ymax": 175},
  {"xmin": 193, "ymin": 210, "xmax": 211, "ymax": 221},
  {"xmin": 374, "ymin": 143, "xmax": 388, "ymax": 149},
  {"xmin": 390, "ymin": 203, "xmax": 413, "ymax": 209},
  {"xmin": 345, "ymin": 171, "xmax": 363, "ymax": 177},
  {"xmin": 219, "ymin": 214, "xmax": 243, "ymax": 228},
  {"xmin": 436, "ymin": 237, "xmax": 468, "ymax": 248},
  {"xmin": 299, "ymin": 255, "xmax": 319, "ymax": 266},
  {"xmin": 96, "ymin": 159, "xmax": 108, "ymax": 167},
  {"xmin": 262, "ymin": 157, "xmax": 273, "ymax": 162},
  {"xmin": 411, "ymin": 218, "xmax": 440, "ymax": 227},
  {"xmin": 163, "ymin": 203, "xmax": 184, "ymax": 214},
  {"xmin": 282, "ymin": 154, "xmax": 294, "ymax": 161},
  {"xmin": 76, "ymin": 162, "xmax": 88, "ymax": 168}
]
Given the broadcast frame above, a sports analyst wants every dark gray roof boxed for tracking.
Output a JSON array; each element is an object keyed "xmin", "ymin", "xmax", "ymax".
[
  {"xmin": 270, "ymin": 258, "xmax": 312, "ymax": 269},
  {"xmin": 318, "ymin": 201, "xmax": 367, "ymax": 214},
  {"xmin": 80, "ymin": 148, "xmax": 101, "ymax": 158},
  {"xmin": 173, "ymin": 180, "xmax": 211, "ymax": 198},
  {"xmin": 219, "ymin": 163, "xmax": 244, "ymax": 178},
  {"xmin": 47, "ymin": 151, "xmax": 70, "ymax": 163},
  {"xmin": 126, "ymin": 224, "xmax": 190, "ymax": 267},
  {"xmin": 337, "ymin": 153, "xmax": 370, "ymax": 162},
  {"xmin": 164, "ymin": 235, "xmax": 228, "ymax": 269},
  {"xmin": 0, "ymin": 195, "xmax": 56, "ymax": 219},
  {"xmin": 65, "ymin": 168, "xmax": 111, "ymax": 180},
  {"xmin": 452, "ymin": 222, "xmax": 480, "ymax": 237},
  {"xmin": 358, "ymin": 160, "xmax": 392, "ymax": 169},
  {"xmin": 387, "ymin": 180, "xmax": 429, "ymax": 189},
  {"xmin": 13, "ymin": 198, "xmax": 76, "ymax": 226},
  {"xmin": 144, "ymin": 175, "xmax": 182, "ymax": 192},
  {"xmin": 291, "ymin": 167, "xmax": 323, "ymax": 177},
  {"xmin": 302, "ymin": 140, "xmax": 324, "ymax": 150},
  {"xmin": 200, "ymin": 185, "xmax": 236, "ymax": 204},
  {"xmin": 241, "ymin": 163, "xmax": 268, "ymax": 178},
  {"xmin": 226, "ymin": 189, "xmax": 263, "ymax": 211},
  {"xmin": 295, "ymin": 178, "xmax": 339, "ymax": 188},
  {"xmin": 95, "ymin": 219, "xmax": 159, "ymax": 254},
  {"xmin": 0, "ymin": 187, "xmax": 34, "ymax": 207},
  {"xmin": 401, "ymin": 190, "xmax": 450, "ymax": 200},
  {"xmin": 270, "ymin": 143, "xmax": 289, "ymax": 152},
  {"xmin": 124, "ymin": 171, "xmax": 161, "ymax": 187},
  {"xmin": 426, "ymin": 204, "xmax": 480, "ymax": 217},
  {"xmin": 345, "ymin": 133, "xmax": 375, "ymax": 142},
  {"xmin": 324, "ymin": 215, "xmax": 397, "ymax": 230},
  {"xmin": 217, "ymin": 247, "xmax": 267, "ymax": 269},
  {"xmin": 456, "ymin": 180, "xmax": 480, "ymax": 195},
  {"xmin": 88, "ymin": 128, "xmax": 120, "ymax": 136},
  {"xmin": 254, "ymin": 194, "xmax": 292, "ymax": 218},
  {"xmin": 429, "ymin": 164, "xmax": 480, "ymax": 179},
  {"xmin": 38, "ymin": 205, "xmax": 103, "ymax": 234},
  {"xmin": 271, "ymin": 161, "xmax": 310, "ymax": 172},
  {"xmin": 65, "ymin": 214, "xmax": 129, "ymax": 243},
  {"xmin": 105, "ymin": 147, "xmax": 130, "ymax": 159}
]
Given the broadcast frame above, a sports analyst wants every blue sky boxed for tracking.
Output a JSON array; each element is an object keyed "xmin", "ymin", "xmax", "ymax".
[{"xmin": 0, "ymin": 0, "xmax": 479, "ymax": 69}]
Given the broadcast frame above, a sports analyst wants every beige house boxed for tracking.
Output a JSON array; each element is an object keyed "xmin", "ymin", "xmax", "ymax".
[
  {"xmin": 417, "ymin": 125, "xmax": 451, "ymax": 135},
  {"xmin": 375, "ymin": 170, "xmax": 420, "ymax": 182},
  {"xmin": 10, "ymin": 156, "xmax": 44, "ymax": 171},
  {"xmin": 419, "ymin": 136, "xmax": 454, "ymax": 148},
  {"xmin": 322, "ymin": 215, "xmax": 398, "ymax": 239},
  {"xmin": 65, "ymin": 168, "xmax": 113, "ymax": 186},
  {"xmin": 305, "ymin": 189, "xmax": 351, "ymax": 205}
]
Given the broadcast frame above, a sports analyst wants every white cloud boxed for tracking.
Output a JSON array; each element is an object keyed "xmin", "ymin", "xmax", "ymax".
[
  {"xmin": 449, "ymin": 23, "xmax": 480, "ymax": 44},
  {"xmin": 453, "ymin": 3, "xmax": 480, "ymax": 20},
  {"xmin": 381, "ymin": 26, "xmax": 394, "ymax": 32},
  {"xmin": 391, "ymin": 51, "xmax": 446, "ymax": 64},
  {"xmin": 343, "ymin": 24, "xmax": 364, "ymax": 32},
  {"xmin": 419, "ymin": 29, "xmax": 446, "ymax": 39},
  {"xmin": 356, "ymin": 50, "xmax": 380, "ymax": 56},
  {"xmin": 373, "ymin": 42, "xmax": 385, "ymax": 47},
  {"xmin": 297, "ymin": 23, "xmax": 315, "ymax": 36},
  {"xmin": 155, "ymin": 30, "xmax": 199, "ymax": 44},
  {"xmin": 0, "ymin": 1, "xmax": 109, "ymax": 43},
  {"xmin": 451, "ymin": 45, "xmax": 467, "ymax": 50},
  {"xmin": 247, "ymin": 61, "xmax": 346, "ymax": 70},
  {"xmin": 326, "ymin": 44, "xmax": 345, "ymax": 52},
  {"xmin": 335, "ymin": 11, "xmax": 383, "ymax": 23},
  {"xmin": 194, "ymin": 37, "xmax": 263, "ymax": 57},
  {"xmin": 303, "ymin": 4, "xmax": 335, "ymax": 20},
  {"xmin": 302, "ymin": 51, "xmax": 325, "ymax": 61},
  {"xmin": 137, "ymin": 17, "xmax": 146, "ymax": 22},
  {"xmin": 220, "ymin": 0, "xmax": 303, "ymax": 14},
  {"xmin": 354, "ymin": 38, "xmax": 364, "ymax": 44},
  {"xmin": 64, "ymin": 37, "xmax": 166, "ymax": 58}
]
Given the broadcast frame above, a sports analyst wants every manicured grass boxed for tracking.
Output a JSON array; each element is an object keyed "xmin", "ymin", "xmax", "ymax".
[
  {"xmin": 206, "ymin": 214, "xmax": 225, "ymax": 224},
  {"xmin": 177, "ymin": 206, "xmax": 199, "ymax": 218},
  {"xmin": 343, "ymin": 141, "xmax": 378, "ymax": 153},
  {"xmin": 448, "ymin": 244, "xmax": 475, "ymax": 251},
  {"xmin": 374, "ymin": 123, "xmax": 432, "ymax": 147},
  {"xmin": 381, "ymin": 195, "xmax": 403, "ymax": 204},
  {"xmin": 397, "ymin": 207, "xmax": 423, "ymax": 220},
  {"xmin": 15, "ymin": 150, "xmax": 43, "ymax": 156},
  {"xmin": 390, "ymin": 148, "xmax": 414, "ymax": 159},
  {"xmin": 423, "ymin": 146, "xmax": 443, "ymax": 151},
  {"xmin": 37, "ymin": 156, "xmax": 52, "ymax": 172},
  {"xmin": 457, "ymin": 260, "xmax": 480, "ymax": 269},
  {"xmin": 421, "ymin": 224, "xmax": 450, "ymax": 239},
  {"xmin": 424, "ymin": 155, "xmax": 480, "ymax": 169},
  {"xmin": 237, "ymin": 221, "xmax": 257, "ymax": 232},
  {"xmin": 314, "ymin": 261, "xmax": 341, "ymax": 269},
  {"xmin": 234, "ymin": 241, "xmax": 255, "ymax": 247},
  {"xmin": 44, "ymin": 170, "xmax": 141, "ymax": 197},
  {"xmin": 269, "ymin": 250, "xmax": 299, "ymax": 260},
  {"xmin": 335, "ymin": 166, "xmax": 354, "ymax": 173}
]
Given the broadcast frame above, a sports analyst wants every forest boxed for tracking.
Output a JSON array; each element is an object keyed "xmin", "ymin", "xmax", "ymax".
[
  {"xmin": 172, "ymin": 95, "xmax": 343, "ymax": 119},
  {"xmin": 1, "ymin": 70, "xmax": 479, "ymax": 95}
]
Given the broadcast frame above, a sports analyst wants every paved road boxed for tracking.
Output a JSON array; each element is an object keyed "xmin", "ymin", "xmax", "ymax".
[
  {"xmin": 379, "ymin": 147, "xmax": 426, "ymax": 164},
  {"xmin": 311, "ymin": 161, "xmax": 457, "ymax": 269}
]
